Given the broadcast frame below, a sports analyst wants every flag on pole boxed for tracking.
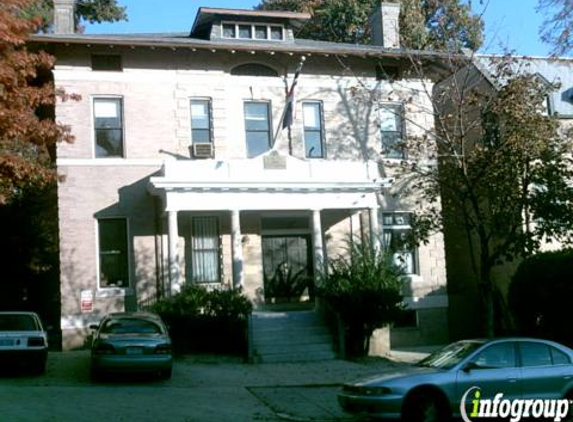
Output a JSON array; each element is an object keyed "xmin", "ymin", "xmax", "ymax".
[{"xmin": 282, "ymin": 56, "xmax": 306, "ymax": 130}]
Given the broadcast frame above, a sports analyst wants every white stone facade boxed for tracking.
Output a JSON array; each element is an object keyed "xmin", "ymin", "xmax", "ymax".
[{"xmin": 50, "ymin": 38, "xmax": 449, "ymax": 350}]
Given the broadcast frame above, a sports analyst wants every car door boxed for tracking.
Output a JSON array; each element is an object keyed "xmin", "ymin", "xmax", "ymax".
[
  {"xmin": 518, "ymin": 341, "xmax": 573, "ymax": 400},
  {"xmin": 456, "ymin": 342, "xmax": 522, "ymax": 408}
]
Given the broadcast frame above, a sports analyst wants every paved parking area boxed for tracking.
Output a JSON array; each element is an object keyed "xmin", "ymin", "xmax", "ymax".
[{"xmin": 0, "ymin": 351, "xmax": 423, "ymax": 422}]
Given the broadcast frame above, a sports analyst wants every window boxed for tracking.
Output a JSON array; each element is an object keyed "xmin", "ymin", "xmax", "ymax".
[
  {"xmin": 191, "ymin": 217, "xmax": 221, "ymax": 283},
  {"xmin": 519, "ymin": 342, "xmax": 553, "ymax": 367},
  {"xmin": 382, "ymin": 213, "xmax": 418, "ymax": 274},
  {"xmin": 190, "ymin": 99, "xmax": 212, "ymax": 144},
  {"xmin": 551, "ymin": 347, "xmax": 571, "ymax": 365},
  {"xmin": 244, "ymin": 101, "xmax": 271, "ymax": 158},
  {"xmin": 394, "ymin": 310, "xmax": 418, "ymax": 328},
  {"xmin": 222, "ymin": 22, "xmax": 284, "ymax": 41},
  {"xmin": 231, "ymin": 64, "xmax": 279, "ymax": 77},
  {"xmin": 303, "ymin": 102, "xmax": 325, "ymax": 158},
  {"xmin": 380, "ymin": 104, "xmax": 404, "ymax": 159},
  {"xmin": 270, "ymin": 26, "xmax": 284, "ymax": 40},
  {"xmin": 98, "ymin": 218, "xmax": 129, "ymax": 288},
  {"xmin": 222, "ymin": 24, "xmax": 236, "ymax": 38},
  {"xmin": 473, "ymin": 343, "xmax": 517, "ymax": 369},
  {"xmin": 91, "ymin": 54, "xmax": 122, "ymax": 71},
  {"xmin": 94, "ymin": 98, "xmax": 124, "ymax": 158}
]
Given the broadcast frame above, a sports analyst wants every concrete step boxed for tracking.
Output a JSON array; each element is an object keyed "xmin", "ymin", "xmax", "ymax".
[{"xmin": 250, "ymin": 311, "xmax": 336, "ymax": 363}]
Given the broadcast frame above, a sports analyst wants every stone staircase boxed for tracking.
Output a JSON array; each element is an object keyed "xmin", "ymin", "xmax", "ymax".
[{"xmin": 249, "ymin": 310, "xmax": 337, "ymax": 363}]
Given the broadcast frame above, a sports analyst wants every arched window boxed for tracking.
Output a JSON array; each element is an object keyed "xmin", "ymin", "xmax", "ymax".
[{"xmin": 231, "ymin": 63, "xmax": 279, "ymax": 77}]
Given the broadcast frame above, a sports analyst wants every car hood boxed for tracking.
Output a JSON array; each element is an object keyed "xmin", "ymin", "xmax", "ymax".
[{"xmin": 349, "ymin": 365, "xmax": 445, "ymax": 387}]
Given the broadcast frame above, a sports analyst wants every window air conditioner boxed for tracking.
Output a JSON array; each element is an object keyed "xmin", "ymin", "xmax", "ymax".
[{"xmin": 191, "ymin": 143, "xmax": 214, "ymax": 159}]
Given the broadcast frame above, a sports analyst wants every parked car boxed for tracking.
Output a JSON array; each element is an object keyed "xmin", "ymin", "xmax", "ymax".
[
  {"xmin": 338, "ymin": 338, "xmax": 573, "ymax": 422},
  {"xmin": 0, "ymin": 311, "xmax": 48, "ymax": 374},
  {"xmin": 90, "ymin": 312, "xmax": 173, "ymax": 380}
]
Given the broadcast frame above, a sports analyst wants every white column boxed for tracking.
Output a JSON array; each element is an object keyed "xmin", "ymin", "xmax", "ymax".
[
  {"xmin": 167, "ymin": 211, "xmax": 181, "ymax": 295},
  {"xmin": 231, "ymin": 210, "xmax": 244, "ymax": 289},
  {"xmin": 369, "ymin": 207, "xmax": 381, "ymax": 253},
  {"xmin": 312, "ymin": 209, "xmax": 325, "ymax": 283}
]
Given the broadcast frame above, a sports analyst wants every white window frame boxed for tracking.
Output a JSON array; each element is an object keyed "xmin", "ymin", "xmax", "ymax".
[
  {"xmin": 379, "ymin": 103, "xmax": 405, "ymax": 159},
  {"xmin": 302, "ymin": 101, "xmax": 325, "ymax": 159},
  {"xmin": 92, "ymin": 95, "xmax": 125, "ymax": 159},
  {"xmin": 190, "ymin": 97, "xmax": 213, "ymax": 145},
  {"xmin": 221, "ymin": 21, "xmax": 285, "ymax": 41},
  {"xmin": 244, "ymin": 100, "xmax": 272, "ymax": 158}
]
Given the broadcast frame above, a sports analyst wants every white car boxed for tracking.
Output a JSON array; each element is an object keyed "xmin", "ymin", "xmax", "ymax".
[{"xmin": 0, "ymin": 312, "xmax": 48, "ymax": 374}]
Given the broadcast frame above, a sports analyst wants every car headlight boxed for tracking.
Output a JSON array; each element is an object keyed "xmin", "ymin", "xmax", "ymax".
[{"xmin": 343, "ymin": 385, "xmax": 392, "ymax": 396}]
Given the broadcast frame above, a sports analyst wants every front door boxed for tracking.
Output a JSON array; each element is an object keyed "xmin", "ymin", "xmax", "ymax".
[{"xmin": 262, "ymin": 235, "xmax": 313, "ymax": 304}]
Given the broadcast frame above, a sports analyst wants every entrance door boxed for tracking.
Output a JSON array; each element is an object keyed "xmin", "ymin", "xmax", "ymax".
[{"xmin": 262, "ymin": 235, "xmax": 313, "ymax": 303}]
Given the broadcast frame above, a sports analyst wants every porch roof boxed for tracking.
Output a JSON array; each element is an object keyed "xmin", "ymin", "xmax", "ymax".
[{"xmin": 148, "ymin": 153, "xmax": 392, "ymax": 212}]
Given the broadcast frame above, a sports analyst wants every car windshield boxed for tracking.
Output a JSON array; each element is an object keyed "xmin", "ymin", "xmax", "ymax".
[
  {"xmin": 101, "ymin": 318, "xmax": 163, "ymax": 335},
  {"xmin": 0, "ymin": 314, "xmax": 39, "ymax": 331},
  {"xmin": 417, "ymin": 340, "xmax": 484, "ymax": 370}
]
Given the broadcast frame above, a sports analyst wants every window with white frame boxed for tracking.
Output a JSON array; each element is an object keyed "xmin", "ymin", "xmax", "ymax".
[
  {"xmin": 98, "ymin": 218, "xmax": 129, "ymax": 288},
  {"xmin": 191, "ymin": 217, "xmax": 221, "ymax": 283},
  {"xmin": 190, "ymin": 99, "xmax": 212, "ymax": 144},
  {"xmin": 222, "ymin": 22, "xmax": 284, "ymax": 41},
  {"xmin": 244, "ymin": 101, "xmax": 271, "ymax": 158},
  {"xmin": 380, "ymin": 103, "xmax": 404, "ymax": 159},
  {"xmin": 382, "ymin": 212, "xmax": 418, "ymax": 275},
  {"xmin": 94, "ymin": 97, "xmax": 124, "ymax": 158},
  {"xmin": 303, "ymin": 101, "xmax": 325, "ymax": 158}
]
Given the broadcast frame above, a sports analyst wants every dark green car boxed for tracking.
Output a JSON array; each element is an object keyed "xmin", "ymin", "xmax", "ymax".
[{"xmin": 90, "ymin": 312, "xmax": 172, "ymax": 380}]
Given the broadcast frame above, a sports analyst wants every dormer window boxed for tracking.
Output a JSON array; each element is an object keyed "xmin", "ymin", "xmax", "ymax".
[{"xmin": 222, "ymin": 22, "xmax": 284, "ymax": 41}]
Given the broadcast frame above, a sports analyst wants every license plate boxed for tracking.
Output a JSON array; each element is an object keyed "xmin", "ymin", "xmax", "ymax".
[
  {"xmin": 0, "ymin": 339, "xmax": 15, "ymax": 346},
  {"xmin": 125, "ymin": 347, "xmax": 143, "ymax": 355}
]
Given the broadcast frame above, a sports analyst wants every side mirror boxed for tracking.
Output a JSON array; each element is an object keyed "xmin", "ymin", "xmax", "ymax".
[
  {"xmin": 462, "ymin": 362, "xmax": 480, "ymax": 373},
  {"xmin": 89, "ymin": 324, "xmax": 99, "ymax": 331}
]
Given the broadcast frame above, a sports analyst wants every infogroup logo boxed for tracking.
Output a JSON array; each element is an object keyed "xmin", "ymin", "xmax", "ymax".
[{"xmin": 460, "ymin": 386, "xmax": 570, "ymax": 422}]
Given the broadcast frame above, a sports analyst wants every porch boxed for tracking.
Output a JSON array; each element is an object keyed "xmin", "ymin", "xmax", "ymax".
[{"xmin": 148, "ymin": 152, "xmax": 392, "ymax": 305}]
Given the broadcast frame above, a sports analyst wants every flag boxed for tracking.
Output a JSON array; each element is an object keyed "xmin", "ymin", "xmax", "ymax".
[{"xmin": 282, "ymin": 57, "xmax": 305, "ymax": 130}]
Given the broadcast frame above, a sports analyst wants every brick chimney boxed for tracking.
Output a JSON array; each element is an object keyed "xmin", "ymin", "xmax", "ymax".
[
  {"xmin": 54, "ymin": 0, "xmax": 75, "ymax": 34},
  {"xmin": 370, "ymin": 1, "xmax": 401, "ymax": 49}
]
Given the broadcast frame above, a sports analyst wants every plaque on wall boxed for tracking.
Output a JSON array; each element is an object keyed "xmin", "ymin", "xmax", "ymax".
[{"xmin": 263, "ymin": 150, "xmax": 287, "ymax": 170}]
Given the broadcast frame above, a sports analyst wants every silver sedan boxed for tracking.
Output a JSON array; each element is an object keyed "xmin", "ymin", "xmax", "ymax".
[
  {"xmin": 338, "ymin": 338, "xmax": 573, "ymax": 421},
  {"xmin": 90, "ymin": 312, "xmax": 173, "ymax": 380}
]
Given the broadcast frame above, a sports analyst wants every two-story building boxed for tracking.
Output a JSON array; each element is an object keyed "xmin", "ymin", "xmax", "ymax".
[{"xmin": 33, "ymin": 1, "xmax": 451, "ymax": 355}]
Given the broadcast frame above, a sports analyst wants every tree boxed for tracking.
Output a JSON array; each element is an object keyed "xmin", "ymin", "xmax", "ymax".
[
  {"xmin": 406, "ymin": 55, "xmax": 573, "ymax": 337},
  {"xmin": 255, "ymin": 0, "xmax": 483, "ymax": 51},
  {"xmin": 0, "ymin": 0, "xmax": 76, "ymax": 204},
  {"xmin": 538, "ymin": 0, "xmax": 573, "ymax": 55},
  {"xmin": 26, "ymin": 0, "xmax": 127, "ymax": 32},
  {"xmin": 508, "ymin": 249, "xmax": 573, "ymax": 346}
]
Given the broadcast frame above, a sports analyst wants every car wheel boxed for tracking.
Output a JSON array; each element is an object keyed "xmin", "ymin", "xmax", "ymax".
[
  {"xmin": 402, "ymin": 390, "xmax": 449, "ymax": 422},
  {"xmin": 159, "ymin": 368, "xmax": 172, "ymax": 380},
  {"xmin": 564, "ymin": 390, "xmax": 573, "ymax": 422},
  {"xmin": 32, "ymin": 360, "xmax": 46, "ymax": 376},
  {"xmin": 90, "ymin": 367, "xmax": 102, "ymax": 382}
]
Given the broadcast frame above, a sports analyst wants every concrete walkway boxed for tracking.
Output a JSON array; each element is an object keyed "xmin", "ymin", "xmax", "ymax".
[{"xmin": 0, "ymin": 350, "xmax": 432, "ymax": 422}]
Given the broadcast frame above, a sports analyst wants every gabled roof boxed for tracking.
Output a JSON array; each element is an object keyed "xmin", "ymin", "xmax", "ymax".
[{"xmin": 476, "ymin": 55, "xmax": 573, "ymax": 118}]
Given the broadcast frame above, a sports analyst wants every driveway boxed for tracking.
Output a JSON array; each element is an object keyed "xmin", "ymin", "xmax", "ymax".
[{"xmin": 0, "ymin": 352, "xmax": 414, "ymax": 422}]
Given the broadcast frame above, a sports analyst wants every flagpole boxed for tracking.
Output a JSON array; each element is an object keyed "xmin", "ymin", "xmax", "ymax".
[{"xmin": 273, "ymin": 56, "xmax": 306, "ymax": 154}]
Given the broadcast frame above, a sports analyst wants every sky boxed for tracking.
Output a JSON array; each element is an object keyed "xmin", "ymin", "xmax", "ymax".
[{"xmin": 84, "ymin": 0, "xmax": 557, "ymax": 57}]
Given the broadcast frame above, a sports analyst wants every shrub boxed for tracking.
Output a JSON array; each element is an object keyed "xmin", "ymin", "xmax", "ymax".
[
  {"xmin": 151, "ymin": 284, "xmax": 252, "ymax": 355},
  {"xmin": 508, "ymin": 249, "xmax": 573, "ymax": 346},
  {"xmin": 318, "ymin": 238, "xmax": 405, "ymax": 358}
]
